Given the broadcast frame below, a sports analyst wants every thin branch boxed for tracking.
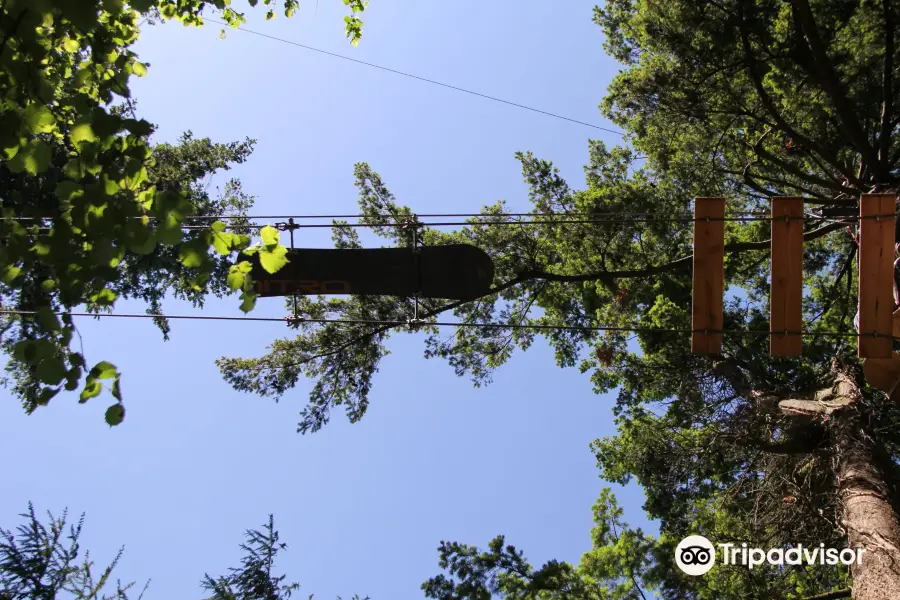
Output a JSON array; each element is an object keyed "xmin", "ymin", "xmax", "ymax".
[
  {"xmin": 798, "ymin": 588, "xmax": 852, "ymax": 600},
  {"xmin": 792, "ymin": 0, "xmax": 881, "ymax": 174},
  {"xmin": 742, "ymin": 168, "xmax": 831, "ymax": 200},
  {"xmin": 811, "ymin": 244, "xmax": 857, "ymax": 322},
  {"xmin": 520, "ymin": 221, "xmax": 846, "ymax": 283},
  {"xmin": 879, "ymin": 0, "xmax": 895, "ymax": 171},
  {"xmin": 738, "ymin": 3, "xmax": 852, "ymax": 182},
  {"xmin": 0, "ymin": 8, "xmax": 27, "ymax": 62},
  {"xmin": 257, "ymin": 276, "xmax": 532, "ymax": 371},
  {"xmin": 751, "ymin": 143, "xmax": 856, "ymax": 196}
]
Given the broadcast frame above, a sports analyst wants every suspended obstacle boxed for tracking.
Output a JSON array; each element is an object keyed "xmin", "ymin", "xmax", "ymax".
[
  {"xmin": 250, "ymin": 244, "xmax": 495, "ymax": 302},
  {"xmin": 691, "ymin": 194, "xmax": 898, "ymax": 360}
]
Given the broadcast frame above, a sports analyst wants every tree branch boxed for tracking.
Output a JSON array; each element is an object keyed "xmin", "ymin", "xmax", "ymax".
[
  {"xmin": 742, "ymin": 168, "xmax": 831, "ymax": 201},
  {"xmin": 879, "ymin": 0, "xmax": 895, "ymax": 171},
  {"xmin": 738, "ymin": 3, "xmax": 853, "ymax": 182},
  {"xmin": 256, "ymin": 276, "xmax": 533, "ymax": 371},
  {"xmin": 811, "ymin": 244, "xmax": 857, "ymax": 322},
  {"xmin": 520, "ymin": 221, "xmax": 846, "ymax": 284},
  {"xmin": 751, "ymin": 143, "xmax": 857, "ymax": 196},
  {"xmin": 791, "ymin": 0, "xmax": 881, "ymax": 174},
  {"xmin": 798, "ymin": 588, "xmax": 851, "ymax": 600}
]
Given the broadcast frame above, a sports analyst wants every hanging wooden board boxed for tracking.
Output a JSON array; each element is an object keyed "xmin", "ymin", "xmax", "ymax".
[
  {"xmin": 770, "ymin": 197, "xmax": 804, "ymax": 356},
  {"xmin": 863, "ymin": 309, "xmax": 900, "ymax": 399},
  {"xmin": 858, "ymin": 194, "xmax": 896, "ymax": 358},
  {"xmin": 692, "ymin": 197, "xmax": 725, "ymax": 354},
  {"xmin": 248, "ymin": 244, "xmax": 495, "ymax": 301}
]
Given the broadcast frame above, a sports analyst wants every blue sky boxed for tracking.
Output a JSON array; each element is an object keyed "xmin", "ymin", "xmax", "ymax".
[{"xmin": 0, "ymin": 2, "xmax": 656, "ymax": 597}]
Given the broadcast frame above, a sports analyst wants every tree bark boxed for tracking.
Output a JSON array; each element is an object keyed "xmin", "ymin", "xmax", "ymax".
[{"xmin": 828, "ymin": 364, "xmax": 900, "ymax": 599}]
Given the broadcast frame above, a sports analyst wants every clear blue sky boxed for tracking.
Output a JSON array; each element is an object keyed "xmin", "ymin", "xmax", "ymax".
[{"xmin": 0, "ymin": 2, "xmax": 656, "ymax": 597}]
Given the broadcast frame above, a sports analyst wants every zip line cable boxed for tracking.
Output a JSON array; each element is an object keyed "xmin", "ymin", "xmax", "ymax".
[
  {"xmin": 203, "ymin": 17, "xmax": 626, "ymax": 136},
  {"xmin": 0, "ymin": 310, "xmax": 886, "ymax": 340},
  {"xmin": 0, "ymin": 213, "xmax": 879, "ymax": 231}
]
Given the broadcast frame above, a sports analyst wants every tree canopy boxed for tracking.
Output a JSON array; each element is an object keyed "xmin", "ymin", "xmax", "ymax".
[
  {"xmin": 6, "ymin": 0, "xmax": 900, "ymax": 596},
  {"xmin": 0, "ymin": 504, "xmax": 369, "ymax": 600},
  {"xmin": 217, "ymin": 0, "xmax": 900, "ymax": 596},
  {"xmin": 0, "ymin": 0, "xmax": 369, "ymax": 424}
]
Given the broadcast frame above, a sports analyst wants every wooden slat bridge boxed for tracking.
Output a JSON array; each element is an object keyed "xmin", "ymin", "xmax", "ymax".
[{"xmin": 690, "ymin": 194, "xmax": 898, "ymax": 370}]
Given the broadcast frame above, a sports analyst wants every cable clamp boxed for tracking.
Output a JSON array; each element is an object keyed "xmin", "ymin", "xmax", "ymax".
[
  {"xmin": 285, "ymin": 315, "xmax": 306, "ymax": 326},
  {"xmin": 275, "ymin": 221, "xmax": 301, "ymax": 232}
]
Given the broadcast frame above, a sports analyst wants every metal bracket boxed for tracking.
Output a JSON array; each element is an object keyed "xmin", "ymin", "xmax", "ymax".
[
  {"xmin": 277, "ymin": 217, "xmax": 301, "ymax": 325},
  {"xmin": 285, "ymin": 315, "xmax": 306, "ymax": 327},
  {"xmin": 404, "ymin": 216, "xmax": 424, "ymax": 326}
]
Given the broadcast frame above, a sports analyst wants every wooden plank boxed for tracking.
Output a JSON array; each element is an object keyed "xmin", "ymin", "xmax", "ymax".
[
  {"xmin": 770, "ymin": 197, "xmax": 804, "ymax": 356},
  {"xmin": 249, "ymin": 245, "xmax": 495, "ymax": 300},
  {"xmin": 859, "ymin": 194, "xmax": 896, "ymax": 358},
  {"xmin": 692, "ymin": 197, "xmax": 725, "ymax": 354},
  {"xmin": 863, "ymin": 309, "xmax": 900, "ymax": 397}
]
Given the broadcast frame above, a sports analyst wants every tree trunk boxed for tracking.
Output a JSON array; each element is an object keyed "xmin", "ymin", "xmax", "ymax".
[{"xmin": 828, "ymin": 365, "xmax": 900, "ymax": 599}]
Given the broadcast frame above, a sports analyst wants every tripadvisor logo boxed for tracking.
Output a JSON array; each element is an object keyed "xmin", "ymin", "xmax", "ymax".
[
  {"xmin": 675, "ymin": 535, "xmax": 866, "ymax": 576},
  {"xmin": 675, "ymin": 535, "xmax": 716, "ymax": 576}
]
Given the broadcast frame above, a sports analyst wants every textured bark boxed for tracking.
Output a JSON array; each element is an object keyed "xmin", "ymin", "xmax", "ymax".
[{"xmin": 828, "ymin": 365, "xmax": 900, "ymax": 600}]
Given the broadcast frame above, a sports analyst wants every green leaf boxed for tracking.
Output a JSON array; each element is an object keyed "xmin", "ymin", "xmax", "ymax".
[
  {"xmin": 125, "ymin": 218, "xmax": 156, "ymax": 254},
  {"xmin": 11, "ymin": 140, "xmax": 52, "ymax": 175},
  {"xmin": 64, "ymin": 158, "xmax": 84, "ymax": 179},
  {"xmin": 212, "ymin": 231, "xmax": 234, "ymax": 255},
  {"xmin": 12, "ymin": 341, "xmax": 28, "ymax": 362},
  {"xmin": 259, "ymin": 244, "xmax": 289, "ymax": 274},
  {"xmin": 132, "ymin": 61, "xmax": 147, "ymax": 77},
  {"xmin": 111, "ymin": 376, "xmax": 122, "ymax": 401},
  {"xmin": 55, "ymin": 180, "xmax": 82, "ymax": 201},
  {"xmin": 239, "ymin": 291, "xmax": 257, "ymax": 313},
  {"xmin": 260, "ymin": 225, "xmax": 280, "ymax": 246},
  {"xmin": 63, "ymin": 38, "xmax": 80, "ymax": 52},
  {"xmin": 31, "ymin": 239, "xmax": 51, "ymax": 256},
  {"xmin": 105, "ymin": 403, "xmax": 125, "ymax": 426},
  {"xmin": 92, "ymin": 288, "xmax": 117, "ymax": 305},
  {"xmin": 59, "ymin": 0, "xmax": 100, "ymax": 32},
  {"xmin": 1, "ymin": 265, "xmax": 21, "ymax": 284},
  {"xmin": 123, "ymin": 118, "xmax": 152, "ymax": 137},
  {"xmin": 24, "ymin": 104, "xmax": 56, "ymax": 133},
  {"xmin": 70, "ymin": 122, "xmax": 98, "ymax": 146},
  {"xmin": 80, "ymin": 377, "xmax": 102, "ymax": 403},
  {"xmin": 36, "ymin": 356, "xmax": 67, "ymax": 386},
  {"xmin": 1, "ymin": 141, "xmax": 19, "ymax": 160},
  {"xmin": 129, "ymin": 0, "xmax": 155, "ymax": 12},
  {"xmin": 16, "ymin": 339, "xmax": 55, "ymax": 365},
  {"xmin": 0, "ymin": 112, "xmax": 24, "ymax": 145},
  {"xmin": 179, "ymin": 236, "xmax": 209, "ymax": 268},
  {"xmin": 36, "ymin": 387, "xmax": 60, "ymax": 406},
  {"xmin": 37, "ymin": 307, "xmax": 60, "ymax": 332},
  {"xmin": 65, "ymin": 367, "xmax": 81, "ymax": 391},
  {"xmin": 90, "ymin": 360, "xmax": 118, "ymax": 380},
  {"xmin": 156, "ymin": 212, "xmax": 184, "ymax": 246},
  {"xmin": 227, "ymin": 265, "xmax": 251, "ymax": 291}
]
